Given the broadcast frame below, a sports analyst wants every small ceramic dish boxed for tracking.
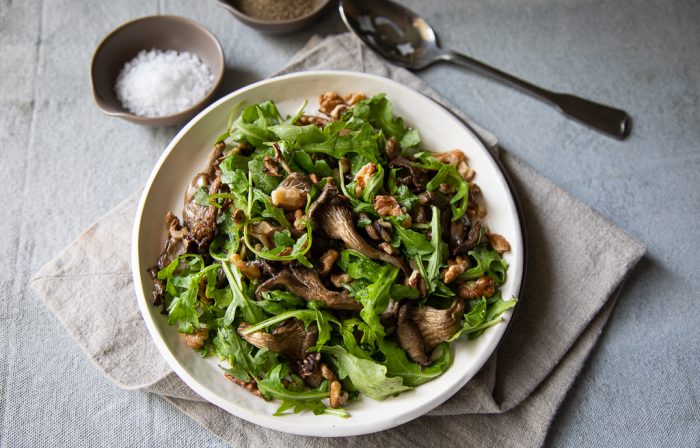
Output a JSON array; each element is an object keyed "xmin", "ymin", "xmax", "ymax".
[
  {"xmin": 215, "ymin": 0, "xmax": 332, "ymax": 34},
  {"xmin": 90, "ymin": 15, "xmax": 225, "ymax": 127}
]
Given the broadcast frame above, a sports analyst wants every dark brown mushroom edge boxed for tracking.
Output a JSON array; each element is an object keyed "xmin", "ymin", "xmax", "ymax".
[{"xmin": 148, "ymin": 92, "xmax": 518, "ymax": 417}]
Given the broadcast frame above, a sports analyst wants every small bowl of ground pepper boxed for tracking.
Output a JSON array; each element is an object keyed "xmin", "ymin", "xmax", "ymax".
[{"xmin": 216, "ymin": 0, "xmax": 332, "ymax": 34}]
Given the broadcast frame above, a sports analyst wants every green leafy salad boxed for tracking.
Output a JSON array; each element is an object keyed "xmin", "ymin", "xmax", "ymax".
[{"xmin": 148, "ymin": 91, "xmax": 517, "ymax": 417}]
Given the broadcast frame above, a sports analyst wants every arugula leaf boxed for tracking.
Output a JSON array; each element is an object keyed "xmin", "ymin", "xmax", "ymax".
[
  {"xmin": 387, "ymin": 220, "xmax": 434, "ymax": 257},
  {"xmin": 448, "ymin": 297, "xmax": 518, "ymax": 341},
  {"xmin": 269, "ymin": 123, "xmax": 325, "ymax": 145},
  {"xmin": 461, "ymin": 246, "xmax": 509, "ymax": 284},
  {"xmin": 219, "ymin": 153, "xmax": 251, "ymax": 185},
  {"xmin": 395, "ymin": 184, "xmax": 419, "ymax": 210},
  {"xmin": 379, "ymin": 340, "xmax": 451, "ymax": 387},
  {"xmin": 399, "ymin": 128, "xmax": 420, "ymax": 149},
  {"xmin": 350, "ymin": 94, "xmax": 410, "ymax": 141},
  {"xmin": 355, "ymin": 266, "xmax": 398, "ymax": 342},
  {"xmin": 425, "ymin": 164, "xmax": 470, "ymax": 221},
  {"xmin": 389, "ymin": 284, "xmax": 420, "ymax": 300},
  {"xmin": 257, "ymin": 364, "xmax": 347, "ymax": 417},
  {"xmin": 221, "ymin": 260, "xmax": 264, "ymax": 325},
  {"xmin": 321, "ymin": 345, "xmax": 411, "ymax": 400},
  {"xmin": 248, "ymin": 150, "xmax": 281, "ymax": 194},
  {"xmin": 292, "ymin": 151, "xmax": 333, "ymax": 178},
  {"xmin": 361, "ymin": 163, "xmax": 384, "ymax": 203},
  {"xmin": 240, "ymin": 307, "xmax": 337, "ymax": 338},
  {"xmin": 300, "ymin": 120, "xmax": 380, "ymax": 162},
  {"xmin": 336, "ymin": 249, "xmax": 384, "ymax": 282},
  {"xmin": 254, "ymin": 290, "xmax": 305, "ymax": 315},
  {"xmin": 338, "ymin": 318, "xmax": 374, "ymax": 358},
  {"xmin": 273, "ymin": 229, "xmax": 295, "ymax": 247},
  {"xmin": 166, "ymin": 274, "xmax": 200, "ymax": 332},
  {"xmin": 214, "ymin": 326, "xmax": 255, "ymax": 381}
]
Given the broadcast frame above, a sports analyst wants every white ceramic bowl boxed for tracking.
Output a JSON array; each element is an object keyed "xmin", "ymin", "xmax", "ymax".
[{"xmin": 132, "ymin": 71, "xmax": 524, "ymax": 436}]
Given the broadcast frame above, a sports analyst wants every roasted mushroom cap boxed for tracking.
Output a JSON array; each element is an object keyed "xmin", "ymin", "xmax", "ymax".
[
  {"xmin": 182, "ymin": 172, "xmax": 221, "ymax": 249},
  {"xmin": 397, "ymin": 303, "xmax": 430, "ymax": 366},
  {"xmin": 248, "ymin": 220, "xmax": 280, "ymax": 249},
  {"xmin": 309, "ymin": 180, "xmax": 407, "ymax": 273},
  {"xmin": 389, "ymin": 156, "xmax": 430, "ymax": 190},
  {"xmin": 271, "ymin": 172, "xmax": 312, "ymax": 211},
  {"xmin": 156, "ymin": 212, "xmax": 192, "ymax": 270},
  {"xmin": 255, "ymin": 265, "xmax": 362, "ymax": 311},
  {"xmin": 238, "ymin": 319, "xmax": 318, "ymax": 361},
  {"xmin": 411, "ymin": 299, "xmax": 465, "ymax": 351}
]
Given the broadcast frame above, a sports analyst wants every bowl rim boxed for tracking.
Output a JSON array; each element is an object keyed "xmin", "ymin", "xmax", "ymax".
[
  {"xmin": 215, "ymin": 0, "xmax": 331, "ymax": 26},
  {"xmin": 89, "ymin": 14, "xmax": 225, "ymax": 123},
  {"xmin": 132, "ymin": 70, "xmax": 525, "ymax": 436}
]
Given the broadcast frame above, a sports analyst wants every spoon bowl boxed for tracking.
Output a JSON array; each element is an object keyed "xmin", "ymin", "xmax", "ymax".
[
  {"xmin": 340, "ymin": 0, "xmax": 632, "ymax": 139},
  {"xmin": 340, "ymin": 0, "xmax": 441, "ymax": 69}
]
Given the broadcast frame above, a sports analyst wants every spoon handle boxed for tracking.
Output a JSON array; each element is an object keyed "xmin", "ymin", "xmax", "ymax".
[{"xmin": 440, "ymin": 50, "xmax": 631, "ymax": 139}]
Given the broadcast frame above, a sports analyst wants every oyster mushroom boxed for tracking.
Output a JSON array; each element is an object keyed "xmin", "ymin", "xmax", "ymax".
[
  {"xmin": 389, "ymin": 156, "xmax": 430, "ymax": 190},
  {"xmin": 238, "ymin": 319, "xmax": 317, "ymax": 361},
  {"xmin": 247, "ymin": 220, "xmax": 280, "ymax": 249},
  {"xmin": 255, "ymin": 265, "xmax": 362, "ymax": 311},
  {"xmin": 156, "ymin": 212, "xmax": 193, "ymax": 270},
  {"xmin": 411, "ymin": 299, "xmax": 465, "ymax": 351},
  {"xmin": 271, "ymin": 172, "xmax": 312, "ymax": 211},
  {"xmin": 182, "ymin": 173, "xmax": 220, "ymax": 250},
  {"xmin": 452, "ymin": 221, "xmax": 482, "ymax": 256},
  {"xmin": 309, "ymin": 180, "xmax": 407, "ymax": 273},
  {"xmin": 397, "ymin": 303, "xmax": 430, "ymax": 366}
]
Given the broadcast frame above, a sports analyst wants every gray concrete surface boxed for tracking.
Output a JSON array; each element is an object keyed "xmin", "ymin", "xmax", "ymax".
[{"xmin": 1, "ymin": 0, "xmax": 698, "ymax": 446}]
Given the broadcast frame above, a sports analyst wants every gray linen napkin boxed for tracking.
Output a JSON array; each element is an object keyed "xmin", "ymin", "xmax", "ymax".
[{"xmin": 32, "ymin": 34, "xmax": 645, "ymax": 447}]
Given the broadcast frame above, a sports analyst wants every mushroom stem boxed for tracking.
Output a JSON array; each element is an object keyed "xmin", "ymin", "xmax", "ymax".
[
  {"xmin": 255, "ymin": 266, "xmax": 362, "ymax": 311},
  {"xmin": 397, "ymin": 303, "xmax": 430, "ymax": 366}
]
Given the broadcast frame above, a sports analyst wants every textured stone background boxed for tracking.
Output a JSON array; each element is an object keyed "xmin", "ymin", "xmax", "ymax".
[{"xmin": 1, "ymin": 0, "xmax": 698, "ymax": 446}]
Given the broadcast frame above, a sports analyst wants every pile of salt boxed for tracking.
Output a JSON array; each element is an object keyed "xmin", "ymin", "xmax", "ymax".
[{"xmin": 115, "ymin": 49, "xmax": 214, "ymax": 117}]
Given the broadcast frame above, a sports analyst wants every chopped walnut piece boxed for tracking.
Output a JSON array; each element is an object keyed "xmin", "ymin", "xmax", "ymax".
[
  {"xmin": 271, "ymin": 187, "xmax": 307, "ymax": 211},
  {"xmin": 329, "ymin": 380, "xmax": 348, "ymax": 408},
  {"xmin": 330, "ymin": 104, "xmax": 349, "ymax": 120},
  {"xmin": 320, "ymin": 363, "xmax": 338, "ymax": 382},
  {"xmin": 379, "ymin": 242, "xmax": 396, "ymax": 255},
  {"xmin": 319, "ymin": 92, "xmax": 346, "ymax": 117},
  {"xmin": 296, "ymin": 115, "xmax": 329, "ymax": 127},
  {"xmin": 439, "ymin": 183, "xmax": 455, "ymax": 194},
  {"xmin": 231, "ymin": 254, "xmax": 261, "ymax": 280},
  {"xmin": 435, "ymin": 150, "xmax": 466, "ymax": 165},
  {"xmin": 184, "ymin": 329, "xmax": 209, "ymax": 349},
  {"xmin": 373, "ymin": 195, "xmax": 402, "ymax": 217},
  {"xmin": 406, "ymin": 269, "xmax": 427, "ymax": 297},
  {"xmin": 441, "ymin": 256, "xmax": 470, "ymax": 284},
  {"xmin": 488, "ymin": 233, "xmax": 511, "ymax": 253},
  {"xmin": 343, "ymin": 92, "xmax": 366, "ymax": 105},
  {"xmin": 458, "ymin": 276, "xmax": 496, "ymax": 299},
  {"xmin": 457, "ymin": 161, "xmax": 475, "ymax": 180},
  {"xmin": 318, "ymin": 249, "xmax": 339, "ymax": 276},
  {"xmin": 441, "ymin": 264, "xmax": 464, "ymax": 284},
  {"xmin": 330, "ymin": 272, "xmax": 352, "ymax": 288},
  {"xmin": 354, "ymin": 162, "xmax": 377, "ymax": 197},
  {"xmin": 224, "ymin": 373, "xmax": 264, "ymax": 399},
  {"xmin": 470, "ymin": 203, "xmax": 487, "ymax": 219}
]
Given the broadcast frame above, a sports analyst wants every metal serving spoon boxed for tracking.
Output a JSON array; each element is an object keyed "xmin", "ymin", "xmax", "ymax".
[{"xmin": 340, "ymin": 0, "xmax": 632, "ymax": 140}]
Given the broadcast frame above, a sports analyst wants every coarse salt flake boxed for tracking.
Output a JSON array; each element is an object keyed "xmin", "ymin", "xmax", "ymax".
[{"xmin": 115, "ymin": 49, "xmax": 214, "ymax": 117}]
